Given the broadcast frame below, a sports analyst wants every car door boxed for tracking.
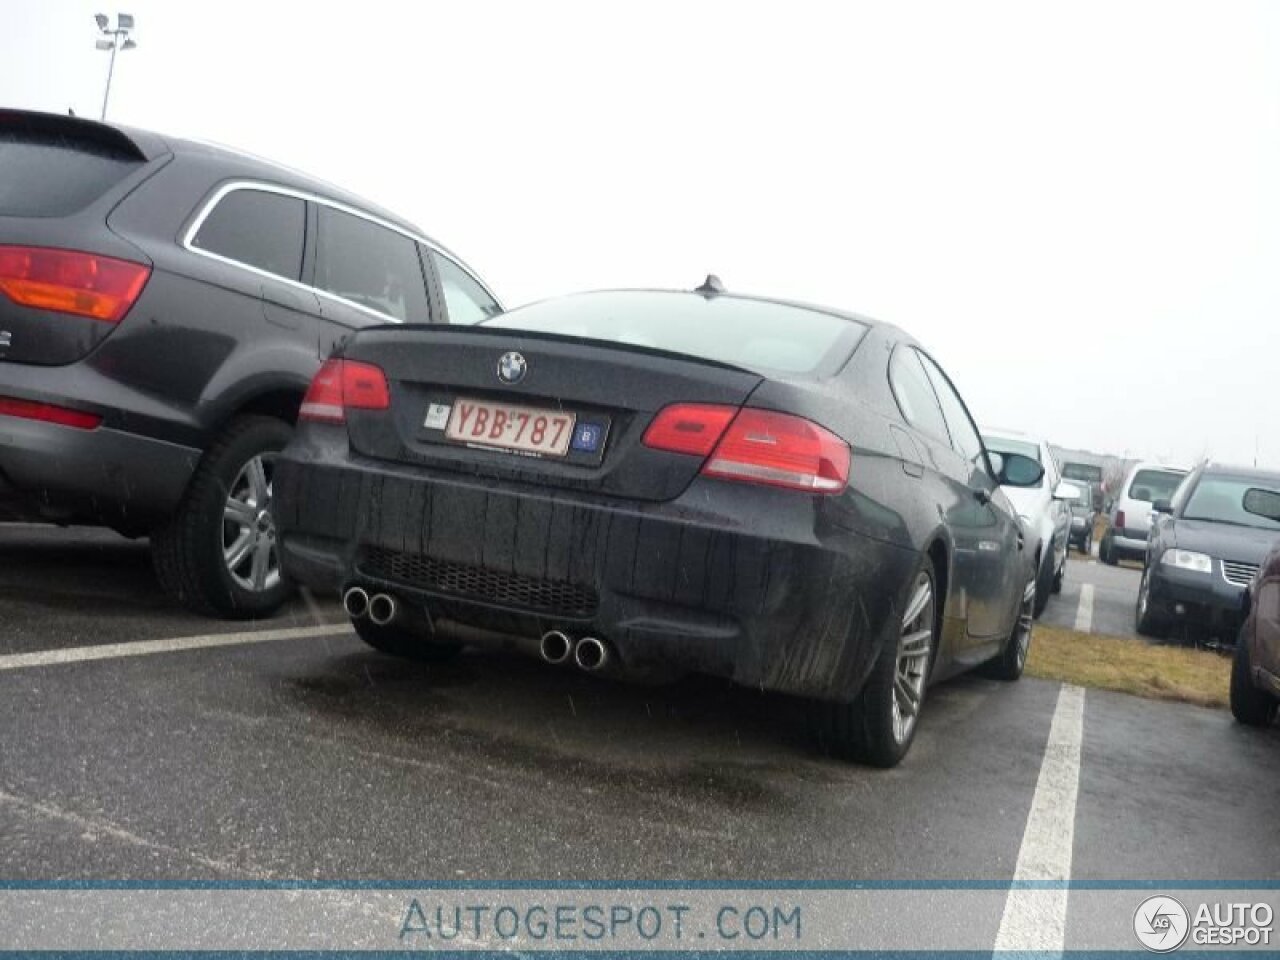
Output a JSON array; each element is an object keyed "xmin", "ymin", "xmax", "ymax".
[
  {"xmin": 310, "ymin": 202, "xmax": 436, "ymax": 360},
  {"xmin": 916, "ymin": 350, "xmax": 1023, "ymax": 641}
]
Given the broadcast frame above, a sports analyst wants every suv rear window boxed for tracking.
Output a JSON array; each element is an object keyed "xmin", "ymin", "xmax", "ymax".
[
  {"xmin": 484, "ymin": 290, "xmax": 866, "ymax": 375},
  {"xmin": 1128, "ymin": 469, "xmax": 1184, "ymax": 503},
  {"xmin": 0, "ymin": 129, "xmax": 142, "ymax": 217}
]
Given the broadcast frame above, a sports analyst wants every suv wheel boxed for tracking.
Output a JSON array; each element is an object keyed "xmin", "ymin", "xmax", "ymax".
[
  {"xmin": 1230, "ymin": 627, "xmax": 1278, "ymax": 726},
  {"xmin": 1134, "ymin": 567, "xmax": 1169, "ymax": 640},
  {"xmin": 1100, "ymin": 532, "xmax": 1118, "ymax": 565},
  {"xmin": 153, "ymin": 415, "xmax": 294, "ymax": 618},
  {"xmin": 815, "ymin": 557, "xmax": 936, "ymax": 767},
  {"xmin": 1033, "ymin": 551, "xmax": 1052, "ymax": 618}
]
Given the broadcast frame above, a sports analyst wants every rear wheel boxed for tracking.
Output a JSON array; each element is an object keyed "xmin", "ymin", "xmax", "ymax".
[
  {"xmin": 1230, "ymin": 627, "xmax": 1277, "ymax": 726},
  {"xmin": 985, "ymin": 574, "xmax": 1035, "ymax": 681},
  {"xmin": 1134, "ymin": 567, "xmax": 1169, "ymax": 639},
  {"xmin": 815, "ymin": 558, "xmax": 936, "ymax": 768},
  {"xmin": 1100, "ymin": 533, "xmax": 1117, "ymax": 566},
  {"xmin": 152, "ymin": 416, "xmax": 294, "ymax": 618},
  {"xmin": 354, "ymin": 616, "xmax": 463, "ymax": 663}
]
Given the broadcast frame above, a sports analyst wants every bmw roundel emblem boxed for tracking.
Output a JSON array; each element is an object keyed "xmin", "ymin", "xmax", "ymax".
[{"xmin": 497, "ymin": 351, "xmax": 527, "ymax": 384}]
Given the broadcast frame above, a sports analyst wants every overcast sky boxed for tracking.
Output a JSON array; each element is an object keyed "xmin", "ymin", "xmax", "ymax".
[{"xmin": 4, "ymin": 1, "xmax": 1277, "ymax": 467}]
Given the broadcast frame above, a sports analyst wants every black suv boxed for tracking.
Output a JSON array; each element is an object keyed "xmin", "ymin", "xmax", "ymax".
[
  {"xmin": 0, "ymin": 109, "xmax": 500, "ymax": 617},
  {"xmin": 1137, "ymin": 462, "xmax": 1280, "ymax": 642}
]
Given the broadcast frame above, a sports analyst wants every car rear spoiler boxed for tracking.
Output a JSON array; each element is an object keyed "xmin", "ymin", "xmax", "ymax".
[{"xmin": 0, "ymin": 109, "xmax": 168, "ymax": 162}]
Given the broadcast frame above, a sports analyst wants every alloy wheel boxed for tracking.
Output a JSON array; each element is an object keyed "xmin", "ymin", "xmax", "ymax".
[
  {"xmin": 221, "ymin": 453, "xmax": 280, "ymax": 593},
  {"xmin": 1015, "ymin": 577, "xmax": 1036, "ymax": 669},
  {"xmin": 892, "ymin": 572, "xmax": 934, "ymax": 744}
]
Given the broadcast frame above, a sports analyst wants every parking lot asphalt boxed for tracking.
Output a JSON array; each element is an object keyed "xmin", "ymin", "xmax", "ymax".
[
  {"xmin": 1039, "ymin": 548, "xmax": 1143, "ymax": 639},
  {"xmin": 1, "ymin": 524, "xmax": 1277, "ymax": 887}
]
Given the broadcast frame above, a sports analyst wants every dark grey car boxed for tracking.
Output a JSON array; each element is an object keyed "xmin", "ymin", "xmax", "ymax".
[{"xmin": 0, "ymin": 109, "xmax": 500, "ymax": 617}]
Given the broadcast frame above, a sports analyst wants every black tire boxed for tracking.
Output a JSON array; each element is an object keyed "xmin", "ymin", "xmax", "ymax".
[
  {"xmin": 1100, "ymin": 533, "xmax": 1117, "ymax": 566},
  {"xmin": 1230, "ymin": 627, "xmax": 1278, "ymax": 726},
  {"xmin": 1052, "ymin": 547, "xmax": 1065, "ymax": 594},
  {"xmin": 1033, "ymin": 551, "xmax": 1052, "ymax": 618},
  {"xmin": 984, "ymin": 574, "xmax": 1035, "ymax": 681},
  {"xmin": 1134, "ymin": 566, "xmax": 1169, "ymax": 639},
  {"xmin": 814, "ymin": 556, "xmax": 938, "ymax": 768},
  {"xmin": 152, "ymin": 415, "xmax": 294, "ymax": 618},
  {"xmin": 354, "ymin": 616, "xmax": 463, "ymax": 663}
]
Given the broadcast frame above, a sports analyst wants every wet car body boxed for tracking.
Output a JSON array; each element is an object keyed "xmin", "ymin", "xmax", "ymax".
[
  {"xmin": 1234, "ymin": 529, "xmax": 1280, "ymax": 725},
  {"xmin": 276, "ymin": 288, "xmax": 1041, "ymax": 764}
]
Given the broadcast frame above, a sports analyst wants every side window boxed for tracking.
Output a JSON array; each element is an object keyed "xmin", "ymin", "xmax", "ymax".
[
  {"xmin": 917, "ymin": 351, "xmax": 985, "ymax": 468},
  {"xmin": 432, "ymin": 251, "xmax": 500, "ymax": 325},
  {"xmin": 191, "ymin": 188, "xmax": 305, "ymax": 281},
  {"xmin": 314, "ymin": 206, "xmax": 429, "ymax": 323},
  {"xmin": 889, "ymin": 346, "xmax": 950, "ymax": 443}
]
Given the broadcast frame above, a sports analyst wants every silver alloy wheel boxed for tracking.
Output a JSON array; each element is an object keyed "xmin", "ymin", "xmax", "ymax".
[
  {"xmin": 1015, "ymin": 576, "xmax": 1036, "ymax": 668},
  {"xmin": 221, "ymin": 452, "xmax": 280, "ymax": 593},
  {"xmin": 892, "ymin": 571, "xmax": 934, "ymax": 744},
  {"xmin": 1138, "ymin": 569, "xmax": 1149, "ymax": 621}
]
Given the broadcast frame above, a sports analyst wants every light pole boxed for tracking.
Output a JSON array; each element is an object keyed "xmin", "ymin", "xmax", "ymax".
[{"xmin": 94, "ymin": 13, "xmax": 136, "ymax": 121}]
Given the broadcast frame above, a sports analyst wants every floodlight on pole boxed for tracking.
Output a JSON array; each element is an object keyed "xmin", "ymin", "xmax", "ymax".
[{"xmin": 94, "ymin": 12, "xmax": 137, "ymax": 121}]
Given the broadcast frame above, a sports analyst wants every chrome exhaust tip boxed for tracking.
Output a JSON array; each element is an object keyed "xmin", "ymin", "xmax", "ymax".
[
  {"xmin": 539, "ymin": 630, "xmax": 573, "ymax": 665},
  {"xmin": 574, "ymin": 636, "xmax": 608, "ymax": 672},
  {"xmin": 368, "ymin": 592, "xmax": 398, "ymax": 627},
  {"xmin": 342, "ymin": 586, "xmax": 370, "ymax": 620}
]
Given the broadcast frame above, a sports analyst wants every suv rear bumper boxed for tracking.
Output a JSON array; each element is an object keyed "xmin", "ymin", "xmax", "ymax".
[{"xmin": 0, "ymin": 415, "xmax": 199, "ymax": 526}]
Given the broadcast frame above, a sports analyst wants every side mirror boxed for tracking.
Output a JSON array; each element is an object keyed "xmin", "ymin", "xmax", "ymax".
[
  {"xmin": 1152, "ymin": 499, "xmax": 1173, "ymax": 515},
  {"xmin": 996, "ymin": 452, "xmax": 1045, "ymax": 488},
  {"xmin": 1242, "ymin": 487, "xmax": 1280, "ymax": 523},
  {"xmin": 1053, "ymin": 481, "xmax": 1083, "ymax": 501}
]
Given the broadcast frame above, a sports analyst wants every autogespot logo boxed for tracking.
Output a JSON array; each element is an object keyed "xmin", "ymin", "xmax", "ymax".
[{"xmin": 1134, "ymin": 895, "xmax": 1190, "ymax": 953}]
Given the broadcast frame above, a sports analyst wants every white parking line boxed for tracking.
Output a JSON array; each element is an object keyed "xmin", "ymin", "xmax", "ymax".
[
  {"xmin": 1073, "ymin": 584, "xmax": 1095, "ymax": 633},
  {"xmin": 993, "ymin": 683, "xmax": 1085, "ymax": 953},
  {"xmin": 0, "ymin": 623, "xmax": 352, "ymax": 673}
]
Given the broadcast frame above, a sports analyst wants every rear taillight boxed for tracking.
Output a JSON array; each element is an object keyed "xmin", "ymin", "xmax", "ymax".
[
  {"xmin": 299, "ymin": 358, "xmax": 391, "ymax": 424},
  {"xmin": 704, "ymin": 409, "xmax": 850, "ymax": 493},
  {"xmin": 1115, "ymin": 510, "xmax": 1126, "ymax": 530},
  {"xmin": 0, "ymin": 245, "xmax": 150, "ymax": 323},
  {"xmin": 642, "ymin": 403, "xmax": 738, "ymax": 456},
  {"xmin": 0, "ymin": 396, "xmax": 102, "ymax": 430}
]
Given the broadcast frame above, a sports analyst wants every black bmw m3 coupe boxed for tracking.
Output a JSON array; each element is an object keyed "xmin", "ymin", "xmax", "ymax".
[{"xmin": 275, "ymin": 284, "xmax": 1045, "ymax": 765}]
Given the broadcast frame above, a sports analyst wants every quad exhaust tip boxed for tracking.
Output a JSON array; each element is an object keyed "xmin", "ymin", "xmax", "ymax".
[
  {"xmin": 342, "ymin": 586, "xmax": 369, "ymax": 620},
  {"xmin": 368, "ymin": 592, "xmax": 398, "ymax": 627},
  {"xmin": 540, "ymin": 630, "xmax": 573, "ymax": 665},
  {"xmin": 574, "ymin": 636, "xmax": 608, "ymax": 672}
]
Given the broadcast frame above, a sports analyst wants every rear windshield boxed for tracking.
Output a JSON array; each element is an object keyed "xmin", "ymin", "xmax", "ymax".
[
  {"xmin": 1184, "ymin": 474, "xmax": 1280, "ymax": 530},
  {"xmin": 482, "ymin": 291, "xmax": 867, "ymax": 375},
  {"xmin": 0, "ymin": 129, "xmax": 142, "ymax": 217},
  {"xmin": 1128, "ymin": 469, "xmax": 1184, "ymax": 503},
  {"xmin": 1063, "ymin": 462, "xmax": 1102, "ymax": 482}
]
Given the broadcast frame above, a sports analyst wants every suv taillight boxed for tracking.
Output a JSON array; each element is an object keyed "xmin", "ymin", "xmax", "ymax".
[
  {"xmin": 0, "ymin": 245, "xmax": 150, "ymax": 323},
  {"xmin": 643, "ymin": 404, "xmax": 850, "ymax": 494},
  {"xmin": 1115, "ymin": 509, "xmax": 1126, "ymax": 530},
  {"xmin": 299, "ymin": 358, "xmax": 391, "ymax": 424}
]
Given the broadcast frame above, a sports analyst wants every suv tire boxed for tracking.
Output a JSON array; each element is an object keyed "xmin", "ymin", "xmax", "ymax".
[{"xmin": 152, "ymin": 415, "xmax": 294, "ymax": 618}]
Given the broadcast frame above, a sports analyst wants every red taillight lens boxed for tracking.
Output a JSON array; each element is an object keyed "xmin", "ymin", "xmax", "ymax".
[
  {"xmin": 1115, "ymin": 510, "xmax": 1126, "ymax": 529},
  {"xmin": 0, "ymin": 396, "xmax": 102, "ymax": 430},
  {"xmin": 703, "ymin": 409, "xmax": 850, "ymax": 493},
  {"xmin": 299, "ymin": 358, "xmax": 391, "ymax": 423},
  {"xmin": 642, "ymin": 403, "xmax": 738, "ymax": 456},
  {"xmin": 0, "ymin": 245, "xmax": 150, "ymax": 323}
]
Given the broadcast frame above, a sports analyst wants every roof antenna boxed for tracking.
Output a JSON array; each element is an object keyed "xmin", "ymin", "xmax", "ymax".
[{"xmin": 694, "ymin": 274, "xmax": 725, "ymax": 297}]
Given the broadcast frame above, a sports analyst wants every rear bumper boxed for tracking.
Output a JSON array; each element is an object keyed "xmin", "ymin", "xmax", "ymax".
[
  {"xmin": 0, "ymin": 415, "xmax": 198, "ymax": 525},
  {"xmin": 275, "ymin": 434, "xmax": 918, "ymax": 702},
  {"xmin": 1109, "ymin": 529, "xmax": 1148, "ymax": 556},
  {"xmin": 1148, "ymin": 563, "xmax": 1247, "ymax": 636}
]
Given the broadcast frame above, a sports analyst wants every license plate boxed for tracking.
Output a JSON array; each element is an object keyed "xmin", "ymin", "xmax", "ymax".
[{"xmin": 444, "ymin": 398, "xmax": 576, "ymax": 457}]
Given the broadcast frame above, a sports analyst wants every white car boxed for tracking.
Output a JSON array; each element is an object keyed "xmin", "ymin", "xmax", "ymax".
[{"xmin": 982, "ymin": 429, "xmax": 1081, "ymax": 617}]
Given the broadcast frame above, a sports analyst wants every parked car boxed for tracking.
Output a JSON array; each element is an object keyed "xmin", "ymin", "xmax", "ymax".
[
  {"xmin": 1099, "ymin": 461, "xmax": 1188, "ymax": 565},
  {"xmin": 1232, "ymin": 486, "xmax": 1280, "ymax": 726},
  {"xmin": 275, "ymin": 285, "xmax": 1046, "ymax": 767},
  {"xmin": 1068, "ymin": 482, "xmax": 1097, "ymax": 553},
  {"xmin": 980, "ymin": 429, "xmax": 1079, "ymax": 617},
  {"xmin": 0, "ymin": 109, "xmax": 500, "ymax": 616},
  {"xmin": 1062, "ymin": 460, "xmax": 1104, "ymax": 509},
  {"xmin": 1137, "ymin": 463, "xmax": 1280, "ymax": 642}
]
